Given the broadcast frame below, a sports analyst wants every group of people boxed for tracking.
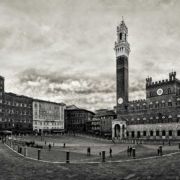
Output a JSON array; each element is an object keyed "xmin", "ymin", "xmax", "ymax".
[{"xmin": 127, "ymin": 146, "xmax": 136, "ymax": 158}]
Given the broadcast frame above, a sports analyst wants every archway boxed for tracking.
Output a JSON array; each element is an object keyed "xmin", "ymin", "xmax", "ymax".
[{"xmin": 114, "ymin": 124, "xmax": 121, "ymax": 138}]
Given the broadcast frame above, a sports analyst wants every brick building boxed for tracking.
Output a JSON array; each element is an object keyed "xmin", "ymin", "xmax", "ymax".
[
  {"xmin": 87, "ymin": 109, "xmax": 116, "ymax": 137},
  {"xmin": 0, "ymin": 76, "xmax": 65, "ymax": 134},
  {"xmin": 4, "ymin": 93, "xmax": 33, "ymax": 134},
  {"xmin": 0, "ymin": 76, "xmax": 5, "ymax": 129},
  {"xmin": 0, "ymin": 76, "xmax": 33, "ymax": 133},
  {"xmin": 99, "ymin": 110, "xmax": 116, "ymax": 137},
  {"xmin": 112, "ymin": 20, "xmax": 180, "ymax": 140},
  {"xmin": 65, "ymin": 106, "xmax": 94, "ymax": 133}
]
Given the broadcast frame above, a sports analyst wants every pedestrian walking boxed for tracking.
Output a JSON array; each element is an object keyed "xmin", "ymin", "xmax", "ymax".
[
  {"xmin": 109, "ymin": 147, "xmax": 112, "ymax": 158},
  {"xmin": 87, "ymin": 147, "xmax": 91, "ymax": 156},
  {"xmin": 132, "ymin": 148, "xmax": 136, "ymax": 159},
  {"xmin": 157, "ymin": 147, "xmax": 160, "ymax": 156},
  {"xmin": 129, "ymin": 146, "xmax": 132, "ymax": 156},
  {"xmin": 48, "ymin": 143, "xmax": 51, "ymax": 151}
]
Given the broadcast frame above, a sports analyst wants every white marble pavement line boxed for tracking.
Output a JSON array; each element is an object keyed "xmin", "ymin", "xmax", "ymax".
[{"xmin": 4, "ymin": 143, "xmax": 180, "ymax": 164}]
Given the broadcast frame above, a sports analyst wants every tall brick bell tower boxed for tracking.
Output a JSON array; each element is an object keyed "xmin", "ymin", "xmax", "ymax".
[{"xmin": 114, "ymin": 19, "xmax": 130, "ymax": 117}]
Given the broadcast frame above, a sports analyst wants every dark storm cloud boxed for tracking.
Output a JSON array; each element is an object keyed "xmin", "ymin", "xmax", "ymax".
[
  {"xmin": 18, "ymin": 68, "xmax": 116, "ymax": 95},
  {"xmin": 17, "ymin": 67, "xmax": 146, "ymax": 108},
  {"xmin": 130, "ymin": 81, "xmax": 145, "ymax": 93}
]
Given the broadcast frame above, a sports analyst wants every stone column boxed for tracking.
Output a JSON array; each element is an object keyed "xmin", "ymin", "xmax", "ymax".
[
  {"xmin": 124, "ymin": 126, "xmax": 127, "ymax": 139},
  {"xmin": 153, "ymin": 130, "xmax": 156, "ymax": 140},
  {"xmin": 134, "ymin": 131, "xmax": 137, "ymax": 139},
  {"xmin": 112, "ymin": 125, "xmax": 115, "ymax": 139},
  {"xmin": 166, "ymin": 130, "xmax": 169, "ymax": 140},
  {"xmin": 140, "ymin": 131, "xmax": 143, "ymax": 138},
  {"xmin": 147, "ymin": 130, "xmax": 150, "ymax": 139},
  {"xmin": 120, "ymin": 124, "xmax": 123, "ymax": 139},
  {"xmin": 173, "ymin": 130, "xmax": 177, "ymax": 139}
]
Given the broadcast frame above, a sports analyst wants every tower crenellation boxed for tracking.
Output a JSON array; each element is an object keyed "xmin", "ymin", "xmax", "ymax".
[{"xmin": 146, "ymin": 72, "xmax": 178, "ymax": 88}]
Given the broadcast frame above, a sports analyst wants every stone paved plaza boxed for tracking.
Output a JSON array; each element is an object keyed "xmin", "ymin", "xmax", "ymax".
[{"xmin": 1, "ymin": 135, "xmax": 180, "ymax": 180}]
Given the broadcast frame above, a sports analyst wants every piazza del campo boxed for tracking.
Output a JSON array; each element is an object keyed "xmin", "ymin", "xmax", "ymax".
[{"xmin": 0, "ymin": 1, "xmax": 180, "ymax": 180}]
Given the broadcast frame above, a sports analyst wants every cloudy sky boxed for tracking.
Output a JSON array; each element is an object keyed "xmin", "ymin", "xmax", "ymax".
[{"xmin": 0, "ymin": 0, "xmax": 180, "ymax": 111}]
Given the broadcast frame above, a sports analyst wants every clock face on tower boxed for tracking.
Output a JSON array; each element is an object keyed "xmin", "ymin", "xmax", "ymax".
[
  {"xmin": 118, "ymin": 97, "xmax": 123, "ymax": 104},
  {"xmin": 157, "ymin": 88, "xmax": 163, "ymax": 96}
]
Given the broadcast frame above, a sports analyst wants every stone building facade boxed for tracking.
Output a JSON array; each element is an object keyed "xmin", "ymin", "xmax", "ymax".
[
  {"xmin": 0, "ymin": 76, "xmax": 66, "ymax": 134},
  {"xmin": 65, "ymin": 107, "xmax": 94, "ymax": 133},
  {"xmin": 4, "ymin": 93, "xmax": 33, "ymax": 134},
  {"xmin": 0, "ymin": 75, "xmax": 33, "ymax": 133},
  {"xmin": 0, "ymin": 76, "xmax": 5, "ymax": 128},
  {"xmin": 113, "ymin": 20, "xmax": 180, "ymax": 140},
  {"xmin": 33, "ymin": 99, "xmax": 65, "ymax": 133},
  {"xmin": 87, "ymin": 109, "xmax": 116, "ymax": 137}
]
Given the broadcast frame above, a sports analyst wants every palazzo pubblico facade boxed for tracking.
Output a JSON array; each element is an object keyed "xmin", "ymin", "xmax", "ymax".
[{"xmin": 112, "ymin": 20, "xmax": 180, "ymax": 140}]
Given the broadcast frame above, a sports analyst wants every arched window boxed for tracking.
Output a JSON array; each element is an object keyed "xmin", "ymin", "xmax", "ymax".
[
  {"xmin": 169, "ymin": 130, "xmax": 172, "ymax": 136},
  {"xmin": 155, "ymin": 101, "xmax": 159, "ymax": 108},
  {"xmin": 177, "ymin": 115, "xmax": 180, "ymax": 122},
  {"xmin": 149, "ymin": 117, "xmax": 153, "ymax": 123},
  {"xmin": 162, "ymin": 130, "xmax": 166, "ymax": 136},
  {"xmin": 177, "ymin": 98, "xmax": 180, "ymax": 106},
  {"xmin": 131, "ymin": 131, "xmax": 135, "ymax": 138},
  {"xmin": 168, "ymin": 88, "xmax": 171, "ymax": 94},
  {"xmin": 161, "ymin": 100, "xmax": 165, "ymax": 107},
  {"xmin": 168, "ymin": 115, "xmax": 172, "ymax": 122},
  {"xmin": 156, "ymin": 130, "xmax": 159, "ymax": 136},
  {"xmin": 119, "ymin": 33, "xmax": 122, "ymax": 40},
  {"xmin": 126, "ymin": 131, "xmax": 129, "ymax": 137},
  {"xmin": 168, "ymin": 100, "xmax": 172, "ymax": 107},
  {"xmin": 125, "ymin": 34, "xmax": 127, "ymax": 41},
  {"xmin": 143, "ymin": 103, "xmax": 147, "ymax": 109},
  {"xmin": 177, "ymin": 130, "xmax": 180, "ymax": 136},
  {"xmin": 136, "ymin": 104, "xmax": 140, "ymax": 110},
  {"xmin": 150, "ymin": 130, "xmax": 153, "ymax": 136},
  {"xmin": 149, "ymin": 102, "xmax": 153, "ymax": 109},
  {"xmin": 137, "ymin": 131, "xmax": 141, "ymax": 138}
]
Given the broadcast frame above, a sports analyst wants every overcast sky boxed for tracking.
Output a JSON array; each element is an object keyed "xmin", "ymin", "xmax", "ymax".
[{"xmin": 0, "ymin": 0, "xmax": 180, "ymax": 111}]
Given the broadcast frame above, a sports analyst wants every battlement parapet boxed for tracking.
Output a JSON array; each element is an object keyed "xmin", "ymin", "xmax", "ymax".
[{"xmin": 146, "ymin": 72, "xmax": 178, "ymax": 88}]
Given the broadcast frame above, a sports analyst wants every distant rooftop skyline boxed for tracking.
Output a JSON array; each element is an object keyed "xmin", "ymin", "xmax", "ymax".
[{"xmin": 0, "ymin": 0, "xmax": 180, "ymax": 110}]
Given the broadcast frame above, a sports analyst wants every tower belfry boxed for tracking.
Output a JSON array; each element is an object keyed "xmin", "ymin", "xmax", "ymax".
[{"xmin": 114, "ymin": 19, "xmax": 130, "ymax": 107}]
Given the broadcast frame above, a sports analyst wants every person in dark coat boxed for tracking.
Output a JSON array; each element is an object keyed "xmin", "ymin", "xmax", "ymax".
[
  {"xmin": 109, "ymin": 147, "xmax": 112, "ymax": 158},
  {"xmin": 129, "ymin": 146, "xmax": 132, "ymax": 156},
  {"xmin": 48, "ymin": 143, "xmax": 51, "ymax": 151}
]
